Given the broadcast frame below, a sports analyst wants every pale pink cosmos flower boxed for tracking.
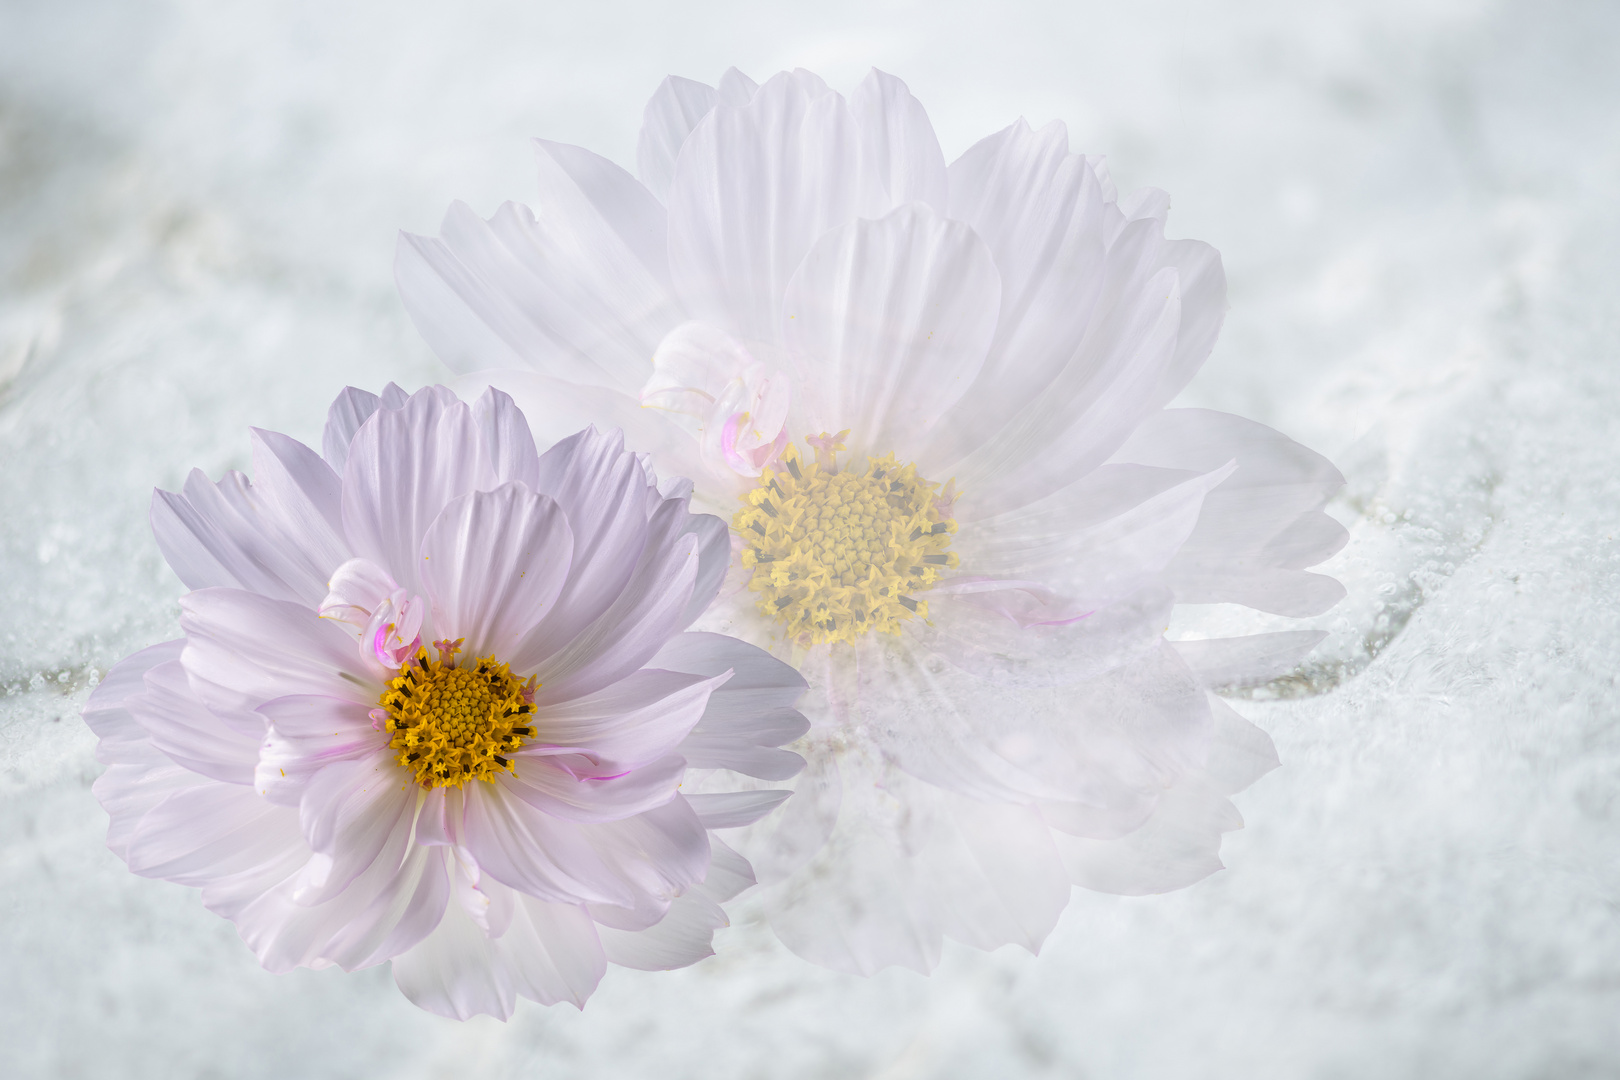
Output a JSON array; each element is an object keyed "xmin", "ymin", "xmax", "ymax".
[
  {"xmin": 394, "ymin": 69, "xmax": 1347, "ymax": 975},
  {"xmin": 84, "ymin": 384, "xmax": 808, "ymax": 1018}
]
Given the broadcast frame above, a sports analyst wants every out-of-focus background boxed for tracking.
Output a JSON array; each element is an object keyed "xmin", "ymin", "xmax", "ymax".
[{"xmin": 3, "ymin": 1, "xmax": 1618, "ymax": 1076}]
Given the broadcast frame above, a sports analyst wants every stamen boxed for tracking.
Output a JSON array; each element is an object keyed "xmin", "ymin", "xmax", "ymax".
[
  {"xmin": 733, "ymin": 440, "xmax": 958, "ymax": 646},
  {"xmin": 376, "ymin": 640, "xmax": 540, "ymax": 790}
]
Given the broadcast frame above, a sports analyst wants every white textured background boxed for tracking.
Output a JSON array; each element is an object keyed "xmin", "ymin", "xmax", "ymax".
[{"xmin": 3, "ymin": 1, "xmax": 1618, "ymax": 1076}]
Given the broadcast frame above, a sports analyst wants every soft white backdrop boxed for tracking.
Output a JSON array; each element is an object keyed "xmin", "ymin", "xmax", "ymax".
[{"xmin": 3, "ymin": 1, "xmax": 1618, "ymax": 1076}]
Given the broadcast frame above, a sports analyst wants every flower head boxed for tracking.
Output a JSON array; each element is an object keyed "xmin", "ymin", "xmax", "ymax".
[
  {"xmin": 84, "ymin": 384, "xmax": 808, "ymax": 1017},
  {"xmin": 395, "ymin": 69, "xmax": 1348, "ymax": 974}
]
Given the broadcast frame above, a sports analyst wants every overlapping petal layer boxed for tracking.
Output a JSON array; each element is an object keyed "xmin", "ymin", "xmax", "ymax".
[
  {"xmin": 396, "ymin": 68, "xmax": 1347, "ymax": 974},
  {"xmin": 88, "ymin": 385, "xmax": 808, "ymax": 1018}
]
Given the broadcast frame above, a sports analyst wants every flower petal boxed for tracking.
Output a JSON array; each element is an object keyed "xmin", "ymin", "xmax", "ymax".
[
  {"xmin": 781, "ymin": 204, "xmax": 999, "ymax": 458},
  {"xmin": 595, "ymin": 889, "xmax": 726, "ymax": 971},
  {"xmin": 848, "ymin": 68, "xmax": 948, "ymax": 212},
  {"xmin": 83, "ymin": 639, "xmax": 186, "ymax": 766},
  {"xmin": 341, "ymin": 385, "xmax": 495, "ymax": 597},
  {"xmin": 636, "ymin": 74, "xmax": 719, "ymax": 205},
  {"xmin": 667, "ymin": 71, "xmax": 882, "ymax": 345},
  {"xmin": 935, "ymin": 119, "xmax": 1109, "ymax": 462},
  {"xmin": 471, "ymin": 385, "xmax": 541, "ymax": 490},
  {"xmin": 126, "ymin": 659, "xmax": 261, "ymax": 784},
  {"xmin": 653, "ymin": 631, "xmax": 809, "ymax": 780},
  {"xmin": 419, "ymin": 482, "xmax": 574, "ymax": 659},
  {"xmin": 1109, "ymin": 408, "xmax": 1349, "ymax": 615},
  {"xmin": 390, "ymin": 884, "xmax": 605, "ymax": 1018},
  {"xmin": 510, "ymin": 426, "xmax": 651, "ymax": 668},
  {"xmin": 255, "ymin": 694, "xmax": 386, "ymax": 807},
  {"xmin": 523, "ymin": 666, "xmax": 722, "ymax": 769},
  {"xmin": 179, "ymin": 587, "xmax": 381, "ymax": 719}
]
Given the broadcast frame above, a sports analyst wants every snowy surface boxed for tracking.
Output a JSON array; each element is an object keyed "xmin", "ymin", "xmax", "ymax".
[{"xmin": 3, "ymin": 0, "xmax": 1619, "ymax": 1075}]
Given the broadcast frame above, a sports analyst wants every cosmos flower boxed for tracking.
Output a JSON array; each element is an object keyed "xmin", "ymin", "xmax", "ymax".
[
  {"xmin": 394, "ymin": 69, "xmax": 1347, "ymax": 974},
  {"xmin": 83, "ymin": 383, "xmax": 808, "ymax": 1017}
]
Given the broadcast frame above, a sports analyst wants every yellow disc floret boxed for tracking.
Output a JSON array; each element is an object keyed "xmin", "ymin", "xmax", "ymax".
[
  {"xmin": 377, "ymin": 638, "xmax": 539, "ymax": 789},
  {"xmin": 733, "ymin": 434, "xmax": 959, "ymax": 647}
]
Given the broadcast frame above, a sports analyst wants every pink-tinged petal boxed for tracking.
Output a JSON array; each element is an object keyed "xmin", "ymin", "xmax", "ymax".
[
  {"xmin": 453, "ymin": 370, "xmax": 726, "ymax": 511},
  {"xmin": 471, "ymin": 385, "xmax": 540, "ymax": 490},
  {"xmin": 391, "ymin": 886, "xmax": 606, "ymax": 1018},
  {"xmin": 781, "ymin": 204, "xmax": 1000, "ymax": 459},
  {"xmin": 341, "ymin": 386, "xmax": 495, "ymax": 597},
  {"xmin": 460, "ymin": 780, "xmax": 642, "ymax": 906},
  {"xmin": 395, "ymin": 177, "xmax": 679, "ymax": 391},
  {"xmin": 501, "ymin": 752, "xmax": 687, "ymax": 824},
  {"xmin": 179, "ymin": 588, "xmax": 382, "ymax": 718},
  {"xmin": 419, "ymin": 483, "xmax": 573, "ymax": 659},
  {"xmin": 1109, "ymin": 408, "xmax": 1349, "ymax": 616},
  {"xmin": 294, "ymin": 755, "xmax": 415, "ymax": 902},
  {"xmin": 510, "ymin": 426, "xmax": 651, "ymax": 668},
  {"xmin": 152, "ymin": 467, "xmax": 334, "ymax": 607},
  {"xmin": 686, "ymin": 790, "xmax": 791, "ymax": 828},
  {"xmin": 248, "ymin": 427, "xmax": 348, "ymax": 576},
  {"xmin": 529, "ymin": 517, "xmax": 701, "ymax": 704},
  {"xmin": 596, "ymin": 890, "xmax": 726, "ymax": 971},
  {"xmin": 1173, "ymin": 630, "xmax": 1329, "ymax": 692},
  {"xmin": 83, "ymin": 639, "xmax": 185, "ymax": 766},
  {"xmin": 255, "ymin": 695, "xmax": 387, "ymax": 807},
  {"xmin": 125, "ymin": 659, "xmax": 261, "ymax": 784},
  {"xmin": 693, "ymin": 834, "xmax": 756, "ymax": 902},
  {"xmin": 848, "ymin": 68, "xmax": 948, "ymax": 212},
  {"xmin": 653, "ymin": 632, "xmax": 809, "ymax": 780},
  {"xmin": 230, "ymin": 808, "xmax": 450, "ymax": 973},
  {"xmin": 523, "ymin": 666, "xmax": 723, "ymax": 768},
  {"xmin": 123, "ymin": 779, "xmax": 304, "ymax": 888},
  {"xmin": 323, "ymin": 385, "xmax": 380, "ymax": 472},
  {"xmin": 667, "ymin": 71, "xmax": 883, "ymax": 345},
  {"xmin": 577, "ymin": 797, "xmax": 712, "ymax": 912},
  {"xmin": 936, "ymin": 119, "xmax": 1108, "ymax": 459},
  {"xmin": 637, "ymin": 74, "xmax": 718, "ymax": 204},
  {"xmin": 94, "ymin": 761, "xmax": 214, "ymax": 859}
]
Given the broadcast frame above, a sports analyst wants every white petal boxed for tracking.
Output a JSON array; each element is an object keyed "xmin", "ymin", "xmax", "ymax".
[
  {"xmin": 1173, "ymin": 630, "xmax": 1328, "ymax": 691},
  {"xmin": 781, "ymin": 204, "xmax": 999, "ymax": 458},
  {"xmin": 419, "ymin": 483, "xmax": 574, "ymax": 659},
  {"xmin": 341, "ymin": 386, "xmax": 495, "ymax": 598},
  {"xmin": 510, "ymin": 426, "xmax": 650, "ymax": 668},
  {"xmin": 322, "ymin": 386, "xmax": 381, "ymax": 471},
  {"xmin": 529, "ymin": 513, "xmax": 701, "ymax": 705},
  {"xmin": 636, "ymin": 74, "xmax": 718, "ymax": 204},
  {"xmin": 471, "ymin": 385, "xmax": 541, "ymax": 490},
  {"xmin": 686, "ymin": 789, "xmax": 791, "ymax": 828},
  {"xmin": 126, "ymin": 659, "xmax": 262, "ymax": 784},
  {"xmin": 534, "ymin": 137, "xmax": 673, "ymax": 290},
  {"xmin": 955, "ymin": 460, "xmax": 1237, "ymax": 608},
  {"xmin": 523, "ymin": 666, "xmax": 721, "ymax": 769},
  {"xmin": 654, "ymin": 631, "xmax": 809, "ymax": 780},
  {"xmin": 1109, "ymin": 407, "xmax": 1348, "ymax": 615},
  {"xmin": 179, "ymin": 587, "xmax": 381, "ymax": 719},
  {"xmin": 666, "ymin": 71, "xmax": 882, "ymax": 345},
  {"xmin": 83, "ymin": 639, "xmax": 186, "ymax": 766},
  {"xmin": 596, "ymin": 889, "xmax": 726, "ymax": 971},
  {"xmin": 937, "ymin": 119, "xmax": 1109, "ymax": 459},
  {"xmin": 848, "ymin": 68, "xmax": 948, "ymax": 211}
]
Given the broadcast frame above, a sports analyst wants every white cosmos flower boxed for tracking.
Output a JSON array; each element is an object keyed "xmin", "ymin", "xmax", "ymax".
[
  {"xmin": 83, "ymin": 383, "xmax": 809, "ymax": 1018},
  {"xmin": 394, "ymin": 69, "xmax": 1348, "ymax": 975}
]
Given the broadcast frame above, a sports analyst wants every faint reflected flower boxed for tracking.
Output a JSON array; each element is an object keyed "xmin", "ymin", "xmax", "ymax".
[
  {"xmin": 84, "ymin": 384, "xmax": 807, "ymax": 1017},
  {"xmin": 396, "ymin": 69, "xmax": 1346, "ymax": 974}
]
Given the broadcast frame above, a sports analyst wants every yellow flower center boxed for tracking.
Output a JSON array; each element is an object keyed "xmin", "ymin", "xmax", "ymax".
[
  {"xmin": 733, "ymin": 434, "xmax": 958, "ymax": 647},
  {"xmin": 378, "ymin": 638, "xmax": 538, "ymax": 789}
]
